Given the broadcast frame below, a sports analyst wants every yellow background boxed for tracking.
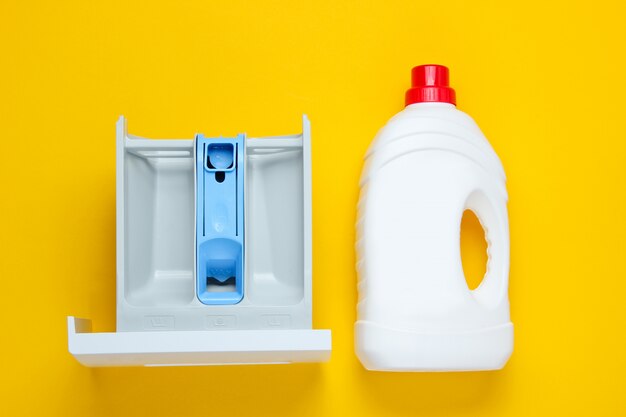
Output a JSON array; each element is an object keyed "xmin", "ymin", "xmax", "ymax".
[{"xmin": 1, "ymin": 1, "xmax": 625, "ymax": 415}]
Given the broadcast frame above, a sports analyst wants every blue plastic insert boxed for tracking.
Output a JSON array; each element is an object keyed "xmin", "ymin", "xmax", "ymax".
[{"xmin": 196, "ymin": 134, "xmax": 245, "ymax": 305}]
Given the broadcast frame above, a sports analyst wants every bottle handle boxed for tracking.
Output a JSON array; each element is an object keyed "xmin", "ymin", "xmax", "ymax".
[{"xmin": 463, "ymin": 189, "xmax": 510, "ymax": 308}]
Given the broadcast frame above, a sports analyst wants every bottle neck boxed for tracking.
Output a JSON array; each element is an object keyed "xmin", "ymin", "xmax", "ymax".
[{"xmin": 405, "ymin": 102, "xmax": 456, "ymax": 110}]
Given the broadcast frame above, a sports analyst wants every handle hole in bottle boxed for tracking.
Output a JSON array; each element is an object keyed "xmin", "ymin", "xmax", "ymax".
[{"xmin": 460, "ymin": 209, "xmax": 488, "ymax": 290}]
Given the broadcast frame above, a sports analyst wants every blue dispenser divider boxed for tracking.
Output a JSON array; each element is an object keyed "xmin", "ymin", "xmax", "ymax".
[{"xmin": 196, "ymin": 134, "xmax": 245, "ymax": 305}]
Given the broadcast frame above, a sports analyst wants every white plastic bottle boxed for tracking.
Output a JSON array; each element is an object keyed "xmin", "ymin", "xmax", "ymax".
[{"xmin": 355, "ymin": 65, "xmax": 513, "ymax": 371}]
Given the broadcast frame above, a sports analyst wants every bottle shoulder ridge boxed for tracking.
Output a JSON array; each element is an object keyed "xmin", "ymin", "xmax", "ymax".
[
  {"xmin": 365, "ymin": 106, "xmax": 506, "ymax": 182},
  {"xmin": 368, "ymin": 107, "xmax": 489, "ymax": 158},
  {"xmin": 381, "ymin": 106, "xmax": 483, "ymax": 138}
]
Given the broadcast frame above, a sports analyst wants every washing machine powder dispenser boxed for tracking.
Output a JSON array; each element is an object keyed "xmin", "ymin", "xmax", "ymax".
[{"xmin": 67, "ymin": 115, "xmax": 331, "ymax": 367}]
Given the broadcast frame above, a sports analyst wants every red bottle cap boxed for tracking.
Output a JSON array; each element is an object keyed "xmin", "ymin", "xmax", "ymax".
[{"xmin": 405, "ymin": 65, "xmax": 456, "ymax": 106}]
